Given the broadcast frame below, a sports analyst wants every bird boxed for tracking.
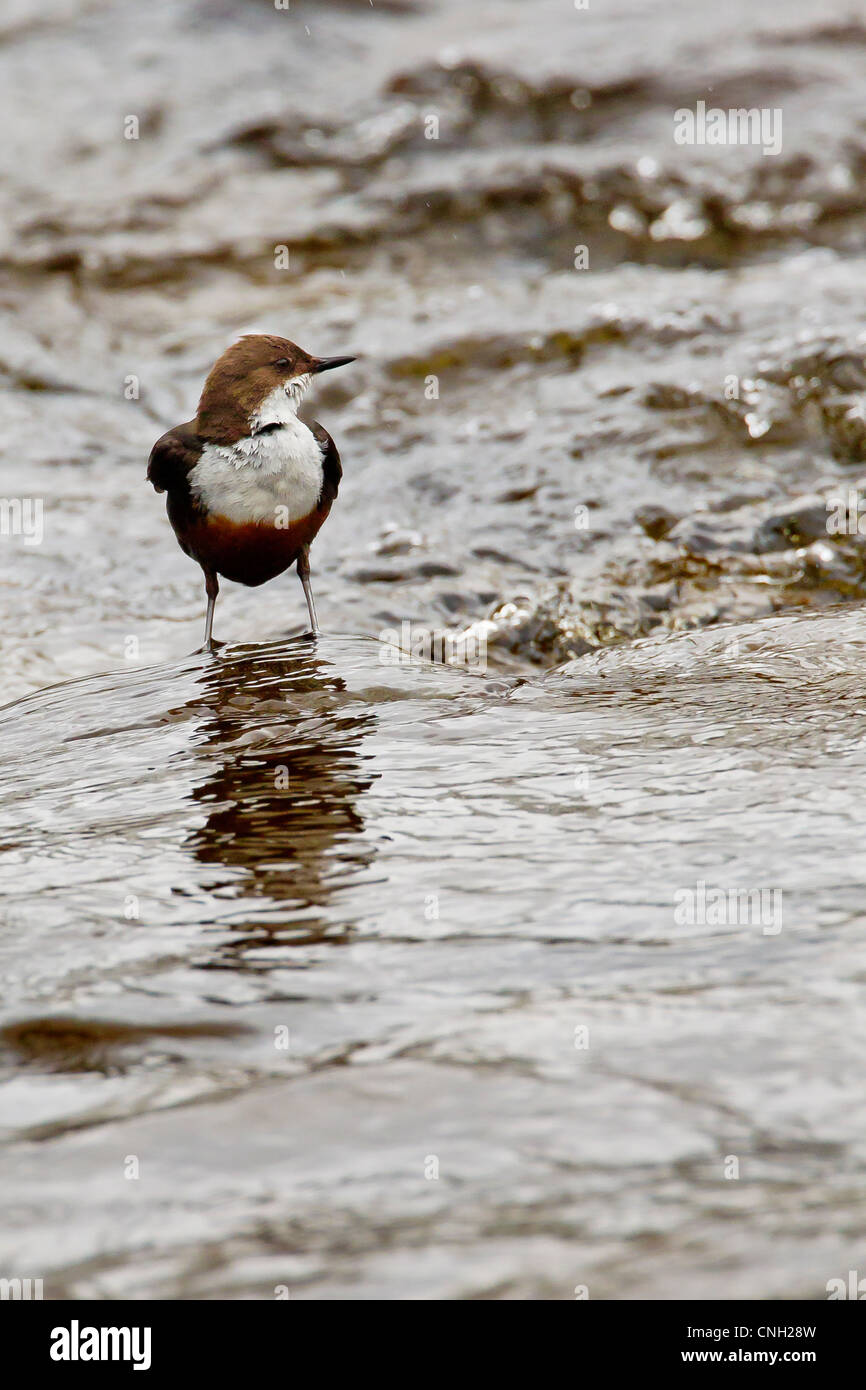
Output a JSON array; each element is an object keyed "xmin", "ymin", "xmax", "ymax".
[{"xmin": 147, "ymin": 334, "xmax": 355, "ymax": 649}]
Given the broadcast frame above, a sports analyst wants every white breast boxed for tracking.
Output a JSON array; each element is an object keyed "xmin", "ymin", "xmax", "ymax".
[{"xmin": 190, "ymin": 414, "xmax": 324, "ymax": 525}]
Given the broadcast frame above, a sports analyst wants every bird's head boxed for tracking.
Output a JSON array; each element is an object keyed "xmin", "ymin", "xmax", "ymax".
[{"xmin": 196, "ymin": 334, "xmax": 355, "ymax": 443}]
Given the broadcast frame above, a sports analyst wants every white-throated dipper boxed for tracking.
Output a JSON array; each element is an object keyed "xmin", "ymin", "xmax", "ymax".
[{"xmin": 147, "ymin": 334, "xmax": 355, "ymax": 649}]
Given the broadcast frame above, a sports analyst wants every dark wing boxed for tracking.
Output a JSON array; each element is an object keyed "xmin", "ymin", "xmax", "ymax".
[
  {"xmin": 309, "ymin": 420, "xmax": 342, "ymax": 507},
  {"xmin": 146, "ymin": 421, "xmax": 203, "ymax": 494}
]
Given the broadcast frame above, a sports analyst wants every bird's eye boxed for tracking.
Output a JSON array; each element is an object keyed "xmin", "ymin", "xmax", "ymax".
[{"xmin": 274, "ymin": 358, "xmax": 290, "ymax": 369}]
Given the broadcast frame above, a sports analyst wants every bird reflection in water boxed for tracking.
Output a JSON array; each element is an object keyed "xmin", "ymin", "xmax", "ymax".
[{"xmin": 179, "ymin": 637, "xmax": 378, "ymax": 958}]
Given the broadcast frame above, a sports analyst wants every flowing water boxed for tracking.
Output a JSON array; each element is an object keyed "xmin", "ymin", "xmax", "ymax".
[{"xmin": 1, "ymin": 0, "xmax": 866, "ymax": 1299}]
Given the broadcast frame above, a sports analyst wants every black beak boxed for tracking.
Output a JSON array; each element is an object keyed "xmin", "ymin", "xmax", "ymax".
[{"xmin": 311, "ymin": 355, "xmax": 356, "ymax": 374}]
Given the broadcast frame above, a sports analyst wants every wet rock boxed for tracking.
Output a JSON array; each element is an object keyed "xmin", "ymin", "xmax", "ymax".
[
  {"xmin": 754, "ymin": 496, "xmax": 831, "ymax": 551},
  {"xmin": 635, "ymin": 505, "xmax": 679, "ymax": 541},
  {"xmin": 642, "ymin": 383, "xmax": 697, "ymax": 410},
  {"xmin": 820, "ymin": 398, "xmax": 866, "ymax": 462}
]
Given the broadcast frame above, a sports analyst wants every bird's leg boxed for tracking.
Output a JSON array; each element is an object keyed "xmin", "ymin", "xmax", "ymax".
[
  {"xmin": 296, "ymin": 545, "xmax": 319, "ymax": 635},
  {"xmin": 202, "ymin": 567, "xmax": 219, "ymax": 651}
]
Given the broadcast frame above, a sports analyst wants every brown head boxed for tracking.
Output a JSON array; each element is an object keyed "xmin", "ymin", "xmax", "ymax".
[{"xmin": 195, "ymin": 334, "xmax": 355, "ymax": 444}]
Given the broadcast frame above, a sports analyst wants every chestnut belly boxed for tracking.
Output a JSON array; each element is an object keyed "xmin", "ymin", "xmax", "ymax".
[{"xmin": 178, "ymin": 509, "xmax": 326, "ymax": 587}]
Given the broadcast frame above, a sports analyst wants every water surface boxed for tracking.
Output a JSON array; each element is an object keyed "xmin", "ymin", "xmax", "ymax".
[{"xmin": 1, "ymin": 0, "xmax": 866, "ymax": 1299}]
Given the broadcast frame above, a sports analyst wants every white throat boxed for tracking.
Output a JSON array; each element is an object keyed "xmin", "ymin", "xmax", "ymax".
[
  {"xmin": 252, "ymin": 374, "xmax": 312, "ymax": 430},
  {"xmin": 190, "ymin": 374, "xmax": 324, "ymax": 525}
]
